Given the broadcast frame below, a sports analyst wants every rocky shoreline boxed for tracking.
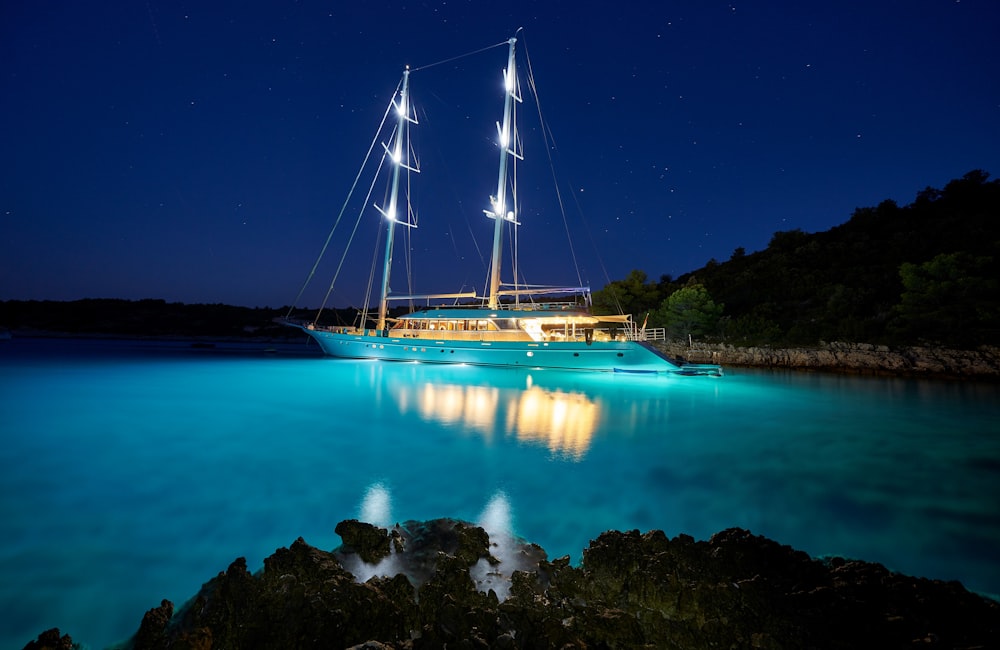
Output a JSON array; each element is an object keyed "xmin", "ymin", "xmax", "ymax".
[
  {"xmin": 657, "ymin": 341, "xmax": 1000, "ymax": 379},
  {"xmin": 24, "ymin": 520, "xmax": 1000, "ymax": 649}
]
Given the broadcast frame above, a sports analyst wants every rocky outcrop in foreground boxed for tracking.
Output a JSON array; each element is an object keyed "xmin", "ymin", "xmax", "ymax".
[
  {"xmin": 658, "ymin": 341, "xmax": 1000, "ymax": 378},
  {"xmin": 25, "ymin": 521, "xmax": 999, "ymax": 649}
]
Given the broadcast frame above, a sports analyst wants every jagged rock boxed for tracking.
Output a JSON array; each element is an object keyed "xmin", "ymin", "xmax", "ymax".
[
  {"xmin": 33, "ymin": 522, "xmax": 1000, "ymax": 649},
  {"xmin": 335, "ymin": 519, "xmax": 393, "ymax": 564},
  {"xmin": 132, "ymin": 599, "xmax": 173, "ymax": 650},
  {"xmin": 21, "ymin": 629, "xmax": 75, "ymax": 650}
]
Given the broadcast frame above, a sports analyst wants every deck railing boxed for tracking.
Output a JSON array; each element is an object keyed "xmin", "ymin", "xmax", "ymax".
[
  {"xmin": 614, "ymin": 325, "xmax": 667, "ymax": 342},
  {"xmin": 640, "ymin": 327, "xmax": 667, "ymax": 341}
]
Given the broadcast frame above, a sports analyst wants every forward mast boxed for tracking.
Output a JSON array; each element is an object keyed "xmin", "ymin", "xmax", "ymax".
[{"xmin": 375, "ymin": 68, "xmax": 418, "ymax": 332}]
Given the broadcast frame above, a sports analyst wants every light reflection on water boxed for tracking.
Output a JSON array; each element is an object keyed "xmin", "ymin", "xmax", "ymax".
[
  {"xmin": 0, "ymin": 338, "xmax": 998, "ymax": 649},
  {"xmin": 390, "ymin": 366, "xmax": 600, "ymax": 460}
]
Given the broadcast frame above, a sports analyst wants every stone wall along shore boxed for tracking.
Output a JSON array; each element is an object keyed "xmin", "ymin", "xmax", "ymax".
[{"xmin": 656, "ymin": 341, "xmax": 1000, "ymax": 378}]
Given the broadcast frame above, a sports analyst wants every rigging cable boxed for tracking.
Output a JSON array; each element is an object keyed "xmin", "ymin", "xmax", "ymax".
[
  {"xmin": 409, "ymin": 40, "xmax": 509, "ymax": 73},
  {"xmin": 317, "ymin": 149, "xmax": 390, "ymax": 326},
  {"xmin": 520, "ymin": 35, "xmax": 583, "ymax": 290},
  {"xmin": 285, "ymin": 78, "xmax": 402, "ymax": 319},
  {"xmin": 522, "ymin": 34, "xmax": 622, "ymax": 314}
]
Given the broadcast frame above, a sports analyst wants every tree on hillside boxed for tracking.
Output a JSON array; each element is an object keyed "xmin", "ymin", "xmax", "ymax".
[
  {"xmin": 890, "ymin": 251, "xmax": 999, "ymax": 347},
  {"xmin": 592, "ymin": 269, "xmax": 662, "ymax": 316},
  {"xmin": 653, "ymin": 284, "xmax": 724, "ymax": 341},
  {"xmin": 723, "ymin": 313, "xmax": 783, "ymax": 345}
]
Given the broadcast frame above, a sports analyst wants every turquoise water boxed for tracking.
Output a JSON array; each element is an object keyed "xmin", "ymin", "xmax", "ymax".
[{"xmin": 1, "ymin": 338, "xmax": 998, "ymax": 648}]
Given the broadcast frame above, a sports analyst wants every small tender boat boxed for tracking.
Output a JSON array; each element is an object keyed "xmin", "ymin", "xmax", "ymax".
[{"xmin": 285, "ymin": 34, "xmax": 721, "ymax": 377}]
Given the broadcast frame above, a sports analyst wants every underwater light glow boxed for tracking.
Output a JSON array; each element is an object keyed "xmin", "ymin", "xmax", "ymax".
[
  {"xmin": 470, "ymin": 490, "xmax": 528, "ymax": 601},
  {"xmin": 359, "ymin": 482, "xmax": 393, "ymax": 528}
]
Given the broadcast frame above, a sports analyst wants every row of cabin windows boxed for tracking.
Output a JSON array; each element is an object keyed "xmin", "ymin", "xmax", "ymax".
[{"xmin": 392, "ymin": 318, "xmax": 521, "ymax": 332}]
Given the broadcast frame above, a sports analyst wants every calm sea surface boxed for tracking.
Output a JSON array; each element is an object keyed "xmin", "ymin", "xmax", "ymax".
[{"xmin": 1, "ymin": 337, "xmax": 998, "ymax": 648}]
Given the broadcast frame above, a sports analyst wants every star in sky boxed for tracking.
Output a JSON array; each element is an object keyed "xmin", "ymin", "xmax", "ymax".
[{"xmin": 1, "ymin": 1, "xmax": 998, "ymax": 307}]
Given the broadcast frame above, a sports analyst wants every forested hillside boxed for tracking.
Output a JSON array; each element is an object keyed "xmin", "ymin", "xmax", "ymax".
[
  {"xmin": 594, "ymin": 170, "xmax": 999, "ymax": 348},
  {"xmin": 0, "ymin": 299, "xmax": 352, "ymax": 339}
]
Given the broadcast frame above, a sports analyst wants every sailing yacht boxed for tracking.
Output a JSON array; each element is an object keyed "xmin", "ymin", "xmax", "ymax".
[{"xmin": 285, "ymin": 36, "xmax": 721, "ymax": 377}]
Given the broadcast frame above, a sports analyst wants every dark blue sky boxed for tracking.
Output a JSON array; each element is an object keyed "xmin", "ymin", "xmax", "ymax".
[{"xmin": 3, "ymin": 1, "xmax": 998, "ymax": 308}]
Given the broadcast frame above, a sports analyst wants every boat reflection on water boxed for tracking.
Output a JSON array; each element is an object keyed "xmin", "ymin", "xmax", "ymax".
[
  {"xmin": 509, "ymin": 383, "xmax": 598, "ymax": 460},
  {"xmin": 383, "ymin": 363, "xmax": 600, "ymax": 460}
]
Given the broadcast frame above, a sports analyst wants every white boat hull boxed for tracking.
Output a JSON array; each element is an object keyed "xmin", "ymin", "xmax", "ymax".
[{"xmin": 298, "ymin": 326, "xmax": 720, "ymax": 376}]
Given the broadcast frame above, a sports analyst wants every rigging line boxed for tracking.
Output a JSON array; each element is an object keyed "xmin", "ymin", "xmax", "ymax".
[
  {"xmin": 287, "ymin": 77, "xmax": 403, "ymax": 319},
  {"xmin": 409, "ymin": 39, "xmax": 509, "ymax": 73},
  {"xmin": 355, "ymin": 172, "xmax": 391, "ymax": 329},
  {"xmin": 520, "ymin": 35, "xmax": 585, "ymax": 290},
  {"xmin": 425, "ymin": 104, "xmax": 488, "ymax": 273},
  {"xmin": 361, "ymin": 209, "xmax": 384, "ymax": 326},
  {"xmin": 565, "ymin": 179, "xmax": 623, "ymax": 311},
  {"xmin": 315, "ymin": 134, "xmax": 392, "ymax": 326},
  {"xmin": 444, "ymin": 221, "xmax": 466, "ymax": 274},
  {"xmin": 465, "ymin": 215, "xmax": 487, "ymax": 270},
  {"xmin": 522, "ymin": 35, "xmax": 617, "ymax": 314}
]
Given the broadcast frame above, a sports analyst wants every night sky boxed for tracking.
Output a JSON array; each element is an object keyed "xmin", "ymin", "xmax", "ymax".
[{"xmin": 3, "ymin": 1, "xmax": 998, "ymax": 308}]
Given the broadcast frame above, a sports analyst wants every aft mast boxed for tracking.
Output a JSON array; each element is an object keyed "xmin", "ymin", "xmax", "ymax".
[
  {"xmin": 485, "ymin": 37, "xmax": 522, "ymax": 310},
  {"xmin": 375, "ymin": 68, "xmax": 416, "ymax": 332}
]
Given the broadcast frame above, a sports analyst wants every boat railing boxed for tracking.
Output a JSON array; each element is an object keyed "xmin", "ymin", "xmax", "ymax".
[
  {"xmin": 641, "ymin": 327, "xmax": 667, "ymax": 341},
  {"xmin": 619, "ymin": 325, "xmax": 666, "ymax": 342},
  {"xmin": 511, "ymin": 301, "xmax": 590, "ymax": 312}
]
